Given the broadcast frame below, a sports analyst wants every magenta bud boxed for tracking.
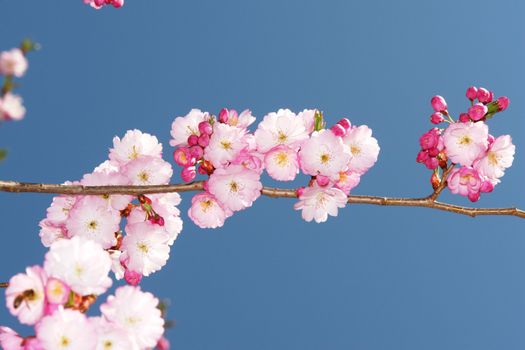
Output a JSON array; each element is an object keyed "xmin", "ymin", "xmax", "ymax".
[
  {"xmin": 198, "ymin": 121, "xmax": 213, "ymax": 135},
  {"xmin": 296, "ymin": 186, "xmax": 305, "ymax": 197},
  {"xmin": 124, "ymin": 270, "xmax": 142, "ymax": 286},
  {"xmin": 218, "ymin": 108, "xmax": 229, "ymax": 123},
  {"xmin": 424, "ymin": 157, "xmax": 439, "ymax": 170},
  {"xmin": 331, "ymin": 124, "xmax": 346, "ymax": 137},
  {"xmin": 427, "ymin": 147, "xmax": 439, "ymax": 157},
  {"xmin": 497, "ymin": 96, "xmax": 509, "ymax": 111},
  {"xmin": 156, "ymin": 215, "xmax": 165, "ymax": 226},
  {"xmin": 198, "ymin": 134, "xmax": 210, "ymax": 147},
  {"xmin": 94, "ymin": 0, "xmax": 105, "ymax": 5},
  {"xmin": 189, "ymin": 145, "xmax": 204, "ymax": 159},
  {"xmin": 431, "ymin": 95, "xmax": 447, "ymax": 112},
  {"xmin": 477, "ymin": 87, "xmax": 491, "ymax": 103},
  {"xmin": 337, "ymin": 118, "xmax": 351, "ymax": 130},
  {"xmin": 187, "ymin": 134, "xmax": 199, "ymax": 146},
  {"xmin": 480, "ymin": 180, "xmax": 494, "ymax": 193},
  {"xmin": 487, "ymin": 134, "xmax": 495, "ymax": 146},
  {"xmin": 459, "ymin": 113, "xmax": 471, "ymax": 123},
  {"xmin": 316, "ymin": 175, "xmax": 330, "ymax": 187},
  {"xmin": 198, "ymin": 164, "xmax": 208, "ymax": 175},
  {"xmin": 468, "ymin": 103, "xmax": 488, "ymax": 121},
  {"xmin": 430, "ymin": 112, "xmax": 444, "ymax": 124},
  {"xmin": 181, "ymin": 166, "xmax": 197, "ymax": 182},
  {"xmin": 156, "ymin": 337, "xmax": 170, "ymax": 350},
  {"xmin": 468, "ymin": 192, "xmax": 481, "ymax": 202},
  {"xmin": 416, "ymin": 150, "xmax": 429, "ymax": 163},
  {"xmin": 173, "ymin": 147, "xmax": 193, "ymax": 167},
  {"xmin": 112, "ymin": 0, "xmax": 124, "ymax": 7},
  {"xmin": 466, "ymin": 86, "xmax": 478, "ymax": 100}
]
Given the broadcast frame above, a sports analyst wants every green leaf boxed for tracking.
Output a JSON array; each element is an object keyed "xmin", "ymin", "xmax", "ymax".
[{"xmin": 314, "ymin": 109, "xmax": 324, "ymax": 131}]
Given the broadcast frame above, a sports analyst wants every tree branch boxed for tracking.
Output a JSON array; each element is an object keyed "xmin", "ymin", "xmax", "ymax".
[{"xmin": 1, "ymin": 180, "xmax": 524, "ymax": 219}]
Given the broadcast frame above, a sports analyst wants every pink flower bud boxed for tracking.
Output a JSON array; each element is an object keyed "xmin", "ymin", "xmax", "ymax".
[
  {"xmin": 430, "ymin": 112, "xmax": 444, "ymax": 124},
  {"xmin": 419, "ymin": 128, "xmax": 440, "ymax": 150},
  {"xmin": 198, "ymin": 121, "xmax": 213, "ymax": 135},
  {"xmin": 296, "ymin": 186, "xmax": 305, "ymax": 197},
  {"xmin": 187, "ymin": 134, "xmax": 199, "ymax": 146},
  {"xmin": 466, "ymin": 86, "xmax": 478, "ymax": 100},
  {"xmin": 198, "ymin": 164, "xmax": 208, "ymax": 175},
  {"xmin": 316, "ymin": 175, "xmax": 330, "ymax": 187},
  {"xmin": 330, "ymin": 124, "xmax": 346, "ymax": 137},
  {"xmin": 477, "ymin": 87, "xmax": 491, "ymax": 103},
  {"xmin": 156, "ymin": 337, "xmax": 170, "ymax": 350},
  {"xmin": 337, "ymin": 118, "xmax": 351, "ymax": 130},
  {"xmin": 111, "ymin": 0, "xmax": 124, "ymax": 8},
  {"xmin": 181, "ymin": 166, "xmax": 197, "ymax": 182},
  {"xmin": 487, "ymin": 134, "xmax": 495, "ymax": 146},
  {"xmin": 45, "ymin": 278, "xmax": 70, "ymax": 305},
  {"xmin": 431, "ymin": 95, "xmax": 447, "ymax": 112},
  {"xmin": 198, "ymin": 133, "xmax": 210, "ymax": 147},
  {"xmin": 23, "ymin": 337, "xmax": 43, "ymax": 350},
  {"xmin": 468, "ymin": 191, "xmax": 480, "ymax": 202},
  {"xmin": 428, "ymin": 147, "xmax": 439, "ymax": 157},
  {"xmin": 424, "ymin": 157, "xmax": 439, "ymax": 170},
  {"xmin": 173, "ymin": 147, "xmax": 194, "ymax": 167},
  {"xmin": 218, "ymin": 108, "xmax": 229, "ymax": 123},
  {"xmin": 124, "ymin": 270, "xmax": 142, "ymax": 286},
  {"xmin": 459, "ymin": 113, "xmax": 471, "ymax": 123},
  {"xmin": 468, "ymin": 103, "xmax": 488, "ymax": 121},
  {"xmin": 480, "ymin": 180, "xmax": 494, "ymax": 193},
  {"xmin": 496, "ymin": 96, "xmax": 509, "ymax": 111},
  {"xmin": 189, "ymin": 145, "xmax": 204, "ymax": 159},
  {"xmin": 416, "ymin": 150, "xmax": 429, "ymax": 163},
  {"xmin": 94, "ymin": 0, "xmax": 105, "ymax": 6}
]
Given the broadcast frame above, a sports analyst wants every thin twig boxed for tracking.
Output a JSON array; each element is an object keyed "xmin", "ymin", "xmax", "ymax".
[
  {"xmin": 0, "ymin": 282, "xmax": 8, "ymax": 288},
  {"xmin": 1, "ymin": 180, "xmax": 524, "ymax": 219}
]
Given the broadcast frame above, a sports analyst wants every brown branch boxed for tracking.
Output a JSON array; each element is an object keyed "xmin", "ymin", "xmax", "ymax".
[
  {"xmin": 0, "ymin": 282, "xmax": 8, "ymax": 288},
  {"xmin": 1, "ymin": 179, "xmax": 524, "ymax": 219},
  {"xmin": 428, "ymin": 163, "xmax": 455, "ymax": 201}
]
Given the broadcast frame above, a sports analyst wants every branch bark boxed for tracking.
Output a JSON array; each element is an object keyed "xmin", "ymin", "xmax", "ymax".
[{"xmin": 1, "ymin": 180, "xmax": 524, "ymax": 219}]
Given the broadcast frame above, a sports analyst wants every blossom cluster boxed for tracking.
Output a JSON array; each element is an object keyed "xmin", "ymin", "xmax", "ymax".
[
  {"xmin": 84, "ymin": 0, "xmax": 124, "ymax": 9},
  {"xmin": 170, "ymin": 108, "xmax": 380, "ymax": 225},
  {"xmin": 417, "ymin": 87, "xmax": 515, "ymax": 202},
  {"xmin": 38, "ymin": 129, "xmax": 182, "ymax": 283},
  {"xmin": 1, "ymin": 237, "xmax": 168, "ymax": 350},
  {"xmin": 0, "ymin": 43, "xmax": 31, "ymax": 122}
]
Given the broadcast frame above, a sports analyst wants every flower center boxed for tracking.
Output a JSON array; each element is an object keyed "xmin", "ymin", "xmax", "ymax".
[
  {"xmin": 200, "ymin": 199, "xmax": 213, "ymax": 212},
  {"xmin": 274, "ymin": 151, "xmax": 289, "ymax": 166},
  {"xmin": 220, "ymin": 140, "xmax": 232, "ymax": 150},
  {"xmin": 104, "ymin": 340, "xmax": 113, "ymax": 350},
  {"xmin": 137, "ymin": 171, "xmax": 149, "ymax": 183},
  {"xmin": 350, "ymin": 145, "xmax": 361, "ymax": 156},
  {"xmin": 87, "ymin": 220, "xmax": 98, "ymax": 230},
  {"xmin": 229, "ymin": 181, "xmax": 239, "ymax": 192},
  {"xmin": 74, "ymin": 264, "xmax": 84, "ymax": 277},
  {"xmin": 277, "ymin": 131, "xmax": 288, "ymax": 143},
  {"xmin": 459, "ymin": 135, "xmax": 472, "ymax": 145},
  {"xmin": 137, "ymin": 242, "xmax": 149, "ymax": 254},
  {"xmin": 60, "ymin": 336, "xmax": 70, "ymax": 347},
  {"xmin": 129, "ymin": 145, "xmax": 139, "ymax": 160},
  {"xmin": 488, "ymin": 151, "xmax": 498, "ymax": 166},
  {"xmin": 320, "ymin": 153, "xmax": 330, "ymax": 164}
]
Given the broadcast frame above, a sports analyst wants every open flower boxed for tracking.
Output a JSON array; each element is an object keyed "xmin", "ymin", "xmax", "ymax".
[
  {"xmin": 36, "ymin": 308, "xmax": 96, "ymax": 350},
  {"xmin": 5, "ymin": 266, "xmax": 47, "ymax": 325},
  {"xmin": 264, "ymin": 145, "xmax": 300, "ymax": 181},
  {"xmin": 170, "ymin": 109, "xmax": 210, "ymax": 147},
  {"xmin": 443, "ymin": 121, "xmax": 488, "ymax": 166},
  {"xmin": 294, "ymin": 184, "xmax": 348, "ymax": 223},
  {"xmin": 0, "ymin": 48, "xmax": 28, "ymax": 77},
  {"xmin": 254, "ymin": 109, "xmax": 308, "ymax": 153},
  {"xmin": 109, "ymin": 129, "xmax": 162, "ymax": 165},
  {"xmin": 188, "ymin": 192, "xmax": 231, "ymax": 228},
  {"xmin": 204, "ymin": 122, "xmax": 247, "ymax": 168},
  {"xmin": 342, "ymin": 125, "xmax": 380, "ymax": 174},
  {"xmin": 474, "ymin": 135, "xmax": 515, "ymax": 183}
]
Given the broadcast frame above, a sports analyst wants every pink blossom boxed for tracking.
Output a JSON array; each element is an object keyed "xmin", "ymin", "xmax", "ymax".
[
  {"xmin": 255, "ymin": 109, "xmax": 309, "ymax": 153},
  {"xmin": 173, "ymin": 147, "xmax": 194, "ymax": 167},
  {"xmin": 157, "ymin": 336, "xmax": 171, "ymax": 350},
  {"xmin": 188, "ymin": 192, "xmax": 230, "ymax": 228},
  {"xmin": 208, "ymin": 164, "xmax": 262, "ymax": 212},
  {"xmin": 149, "ymin": 193, "xmax": 183, "ymax": 245},
  {"xmin": 199, "ymin": 121, "xmax": 213, "ymax": 135},
  {"xmin": 234, "ymin": 109, "xmax": 257, "ymax": 129},
  {"xmin": 181, "ymin": 165, "xmax": 197, "ymax": 182},
  {"xmin": 231, "ymin": 149, "xmax": 264, "ymax": 174},
  {"xmin": 124, "ymin": 270, "xmax": 142, "ymax": 286},
  {"xmin": 430, "ymin": 112, "xmax": 444, "ymax": 124},
  {"xmin": 45, "ymin": 278, "xmax": 70, "ymax": 306},
  {"xmin": 122, "ymin": 156, "xmax": 173, "ymax": 185},
  {"xmin": 334, "ymin": 170, "xmax": 361, "ymax": 195},
  {"xmin": 44, "ymin": 237, "xmax": 112, "ymax": 296},
  {"xmin": 0, "ymin": 93, "xmax": 26, "ymax": 121},
  {"xmin": 81, "ymin": 165, "xmax": 133, "ymax": 211},
  {"xmin": 36, "ymin": 308, "xmax": 96, "ymax": 350},
  {"xmin": 90, "ymin": 317, "xmax": 133, "ymax": 349},
  {"xmin": 100, "ymin": 286, "xmax": 164, "ymax": 350},
  {"xmin": 342, "ymin": 125, "xmax": 380, "ymax": 174},
  {"xmin": 120, "ymin": 222, "xmax": 170, "ymax": 276},
  {"xmin": 109, "ymin": 129, "xmax": 162, "ymax": 165},
  {"xmin": 38, "ymin": 220, "xmax": 67, "ymax": 248},
  {"xmin": 170, "ymin": 109, "xmax": 210, "ymax": 147},
  {"xmin": 468, "ymin": 103, "xmax": 488, "ymax": 121},
  {"xmin": 443, "ymin": 121, "xmax": 488, "ymax": 166},
  {"xmin": 474, "ymin": 135, "xmax": 515, "ymax": 182},
  {"xmin": 447, "ymin": 166, "xmax": 492, "ymax": 202},
  {"xmin": 419, "ymin": 128, "xmax": 441, "ymax": 150},
  {"xmin": 337, "ymin": 118, "xmax": 351, "ymax": 130},
  {"xmin": 298, "ymin": 109, "xmax": 317, "ymax": 134},
  {"xmin": 65, "ymin": 196, "xmax": 120, "ymax": 249},
  {"xmin": 204, "ymin": 122, "xmax": 247, "ymax": 168},
  {"xmin": 0, "ymin": 48, "xmax": 28, "ymax": 77},
  {"xmin": 459, "ymin": 113, "xmax": 470, "ymax": 123},
  {"xmin": 431, "ymin": 95, "xmax": 447, "ymax": 112},
  {"xmin": 0, "ymin": 327, "xmax": 23, "ymax": 350},
  {"xmin": 299, "ymin": 129, "xmax": 350, "ymax": 178},
  {"xmin": 294, "ymin": 184, "xmax": 348, "ymax": 223},
  {"xmin": 5, "ymin": 266, "xmax": 47, "ymax": 325},
  {"xmin": 264, "ymin": 146, "xmax": 300, "ymax": 181},
  {"xmin": 331, "ymin": 123, "xmax": 346, "ymax": 137}
]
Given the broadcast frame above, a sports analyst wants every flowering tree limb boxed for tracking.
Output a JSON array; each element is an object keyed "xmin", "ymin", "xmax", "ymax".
[{"xmin": 1, "ymin": 180, "xmax": 524, "ymax": 219}]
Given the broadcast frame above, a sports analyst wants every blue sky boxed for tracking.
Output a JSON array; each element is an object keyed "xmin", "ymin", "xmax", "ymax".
[{"xmin": 1, "ymin": 1, "xmax": 525, "ymax": 349}]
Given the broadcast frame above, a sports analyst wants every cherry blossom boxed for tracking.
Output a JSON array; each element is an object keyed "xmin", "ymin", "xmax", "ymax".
[
  {"xmin": 443, "ymin": 121, "xmax": 488, "ymax": 166},
  {"xmin": 294, "ymin": 183, "xmax": 348, "ymax": 223},
  {"xmin": 109, "ymin": 129, "xmax": 162, "ymax": 165},
  {"xmin": 36, "ymin": 308, "xmax": 96, "ymax": 350},
  {"xmin": 188, "ymin": 192, "xmax": 231, "ymax": 228},
  {"xmin": 5, "ymin": 266, "xmax": 47, "ymax": 325},
  {"xmin": 0, "ymin": 48, "xmax": 28, "ymax": 77},
  {"xmin": 204, "ymin": 122, "xmax": 248, "ymax": 168},
  {"xmin": 0, "ymin": 93, "xmax": 26, "ymax": 121},
  {"xmin": 254, "ymin": 108, "xmax": 309, "ymax": 153},
  {"xmin": 342, "ymin": 125, "xmax": 380, "ymax": 174},
  {"xmin": 170, "ymin": 109, "xmax": 210, "ymax": 147},
  {"xmin": 264, "ymin": 145, "xmax": 300, "ymax": 181},
  {"xmin": 474, "ymin": 135, "xmax": 515, "ymax": 183}
]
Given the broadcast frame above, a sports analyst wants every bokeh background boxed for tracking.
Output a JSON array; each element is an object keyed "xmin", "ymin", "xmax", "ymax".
[{"xmin": 1, "ymin": 1, "xmax": 525, "ymax": 349}]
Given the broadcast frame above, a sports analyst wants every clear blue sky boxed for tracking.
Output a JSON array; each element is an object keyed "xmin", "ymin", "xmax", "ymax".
[{"xmin": 1, "ymin": 1, "xmax": 525, "ymax": 349}]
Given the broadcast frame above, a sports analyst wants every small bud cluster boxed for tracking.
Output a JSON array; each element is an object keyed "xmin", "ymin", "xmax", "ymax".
[
  {"xmin": 0, "ymin": 40, "xmax": 35, "ymax": 122},
  {"xmin": 417, "ymin": 87, "xmax": 515, "ymax": 202},
  {"xmin": 1, "ymin": 239, "xmax": 167, "ymax": 349},
  {"xmin": 170, "ymin": 108, "xmax": 380, "ymax": 225},
  {"xmin": 38, "ymin": 130, "xmax": 182, "ymax": 282},
  {"xmin": 84, "ymin": 0, "xmax": 123, "ymax": 9}
]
